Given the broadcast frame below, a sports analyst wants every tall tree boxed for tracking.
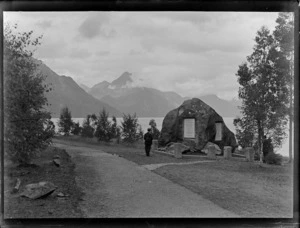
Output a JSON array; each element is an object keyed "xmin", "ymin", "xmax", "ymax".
[
  {"xmin": 4, "ymin": 24, "xmax": 54, "ymax": 164},
  {"xmin": 235, "ymin": 26, "xmax": 290, "ymax": 162},
  {"xmin": 94, "ymin": 109, "xmax": 114, "ymax": 142},
  {"xmin": 121, "ymin": 113, "xmax": 141, "ymax": 143},
  {"xmin": 81, "ymin": 114, "xmax": 95, "ymax": 138},
  {"xmin": 58, "ymin": 106, "xmax": 73, "ymax": 136},
  {"xmin": 273, "ymin": 12, "xmax": 294, "ymax": 162}
]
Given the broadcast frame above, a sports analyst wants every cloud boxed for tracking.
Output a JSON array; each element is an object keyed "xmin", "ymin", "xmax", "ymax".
[
  {"xmin": 129, "ymin": 49, "xmax": 142, "ymax": 55},
  {"xmin": 36, "ymin": 38, "xmax": 67, "ymax": 58},
  {"xmin": 96, "ymin": 51, "xmax": 110, "ymax": 56},
  {"xmin": 36, "ymin": 20, "xmax": 52, "ymax": 29},
  {"xmin": 78, "ymin": 13, "xmax": 116, "ymax": 39},
  {"xmin": 69, "ymin": 48, "xmax": 92, "ymax": 59},
  {"xmin": 6, "ymin": 11, "xmax": 281, "ymax": 100}
]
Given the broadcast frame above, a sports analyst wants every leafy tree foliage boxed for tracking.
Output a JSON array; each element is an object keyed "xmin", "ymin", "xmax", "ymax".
[
  {"xmin": 111, "ymin": 116, "xmax": 121, "ymax": 143},
  {"xmin": 58, "ymin": 106, "xmax": 74, "ymax": 136},
  {"xmin": 94, "ymin": 109, "xmax": 114, "ymax": 142},
  {"xmin": 4, "ymin": 24, "xmax": 54, "ymax": 164},
  {"xmin": 81, "ymin": 114, "xmax": 96, "ymax": 138},
  {"xmin": 121, "ymin": 113, "xmax": 142, "ymax": 143},
  {"xmin": 234, "ymin": 18, "xmax": 292, "ymax": 161},
  {"xmin": 273, "ymin": 12, "xmax": 294, "ymax": 162},
  {"xmin": 71, "ymin": 121, "xmax": 82, "ymax": 135},
  {"xmin": 137, "ymin": 125, "xmax": 144, "ymax": 140},
  {"xmin": 149, "ymin": 119, "xmax": 160, "ymax": 139},
  {"xmin": 111, "ymin": 116, "xmax": 122, "ymax": 142}
]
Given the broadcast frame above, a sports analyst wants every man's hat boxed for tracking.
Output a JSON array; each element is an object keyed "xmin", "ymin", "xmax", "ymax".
[{"xmin": 147, "ymin": 128, "xmax": 151, "ymax": 132}]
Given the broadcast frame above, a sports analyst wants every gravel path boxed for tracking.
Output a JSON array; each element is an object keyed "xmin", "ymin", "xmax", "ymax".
[{"xmin": 55, "ymin": 142, "xmax": 239, "ymax": 218}]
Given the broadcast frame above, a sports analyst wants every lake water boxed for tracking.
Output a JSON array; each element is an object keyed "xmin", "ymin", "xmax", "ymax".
[{"xmin": 52, "ymin": 117, "xmax": 292, "ymax": 156}]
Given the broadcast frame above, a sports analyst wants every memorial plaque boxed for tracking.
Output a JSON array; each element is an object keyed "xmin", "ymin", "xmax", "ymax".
[
  {"xmin": 215, "ymin": 122, "xmax": 222, "ymax": 141},
  {"xmin": 184, "ymin": 118, "xmax": 195, "ymax": 138}
]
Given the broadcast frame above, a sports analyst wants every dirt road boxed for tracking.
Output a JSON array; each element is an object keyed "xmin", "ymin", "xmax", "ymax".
[{"xmin": 55, "ymin": 142, "xmax": 238, "ymax": 218}]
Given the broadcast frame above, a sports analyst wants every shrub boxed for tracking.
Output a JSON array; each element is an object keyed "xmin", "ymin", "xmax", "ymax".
[{"xmin": 265, "ymin": 152, "xmax": 283, "ymax": 165}]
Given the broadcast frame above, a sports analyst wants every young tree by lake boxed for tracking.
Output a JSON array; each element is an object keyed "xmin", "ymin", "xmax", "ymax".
[
  {"xmin": 71, "ymin": 121, "xmax": 82, "ymax": 135},
  {"xmin": 234, "ymin": 21, "xmax": 291, "ymax": 162},
  {"xmin": 121, "ymin": 113, "xmax": 142, "ymax": 143},
  {"xmin": 4, "ymin": 24, "xmax": 54, "ymax": 165},
  {"xmin": 81, "ymin": 114, "xmax": 96, "ymax": 138},
  {"xmin": 94, "ymin": 109, "xmax": 114, "ymax": 142},
  {"xmin": 149, "ymin": 119, "xmax": 160, "ymax": 139},
  {"xmin": 58, "ymin": 106, "xmax": 74, "ymax": 136}
]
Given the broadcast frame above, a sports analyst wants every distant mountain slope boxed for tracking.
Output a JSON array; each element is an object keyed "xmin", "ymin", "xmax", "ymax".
[
  {"xmin": 89, "ymin": 72, "xmax": 241, "ymax": 118},
  {"xmin": 111, "ymin": 71, "xmax": 133, "ymax": 87},
  {"xmin": 79, "ymin": 83, "xmax": 90, "ymax": 93},
  {"xmin": 89, "ymin": 72, "xmax": 134, "ymax": 100},
  {"xmin": 38, "ymin": 61, "xmax": 121, "ymax": 117},
  {"xmin": 198, "ymin": 94, "xmax": 241, "ymax": 118},
  {"xmin": 101, "ymin": 87, "xmax": 176, "ymax": 117}
]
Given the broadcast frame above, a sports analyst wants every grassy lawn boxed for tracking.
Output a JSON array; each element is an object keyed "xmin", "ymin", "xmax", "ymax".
[
  {"xmin": 154, "ymin": 160, "xmax": 293, "ymax": 217},
  {"xmin": 53, "ymin": 135, "xmax": 293, "ymax": 218}
]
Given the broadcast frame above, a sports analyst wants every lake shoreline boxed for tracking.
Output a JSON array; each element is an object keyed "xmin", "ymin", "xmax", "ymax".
[{"xmin": 51, "ymin": 117, "xmax": 292, "ymax": 157}]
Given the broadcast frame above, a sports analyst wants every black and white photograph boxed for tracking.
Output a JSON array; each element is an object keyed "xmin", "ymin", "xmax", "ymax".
[{"xmin": 2, "ymin": 2, "xmax": 296, "ymax": 222}]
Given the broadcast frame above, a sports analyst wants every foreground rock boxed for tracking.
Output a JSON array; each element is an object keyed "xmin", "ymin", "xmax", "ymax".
[
  {"xmin": 159, "ymin": 98, "xmax": 237, "ymax": 153},
  {"xmin": 11, "ymin": 178, "xmax": 21, "ymax": 194},
  {"xmin": 53, "ymin": 158, "xmax": 61, "ymax": 167},
  {"xmin": 21, "ymin": 181, "xmax": 57, "ymax": 199}
]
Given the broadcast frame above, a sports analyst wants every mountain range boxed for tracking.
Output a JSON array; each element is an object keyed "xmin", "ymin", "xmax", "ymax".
[
  {"xmin": 37, "ymin": 60, "xmax": 241, "ymax": 118},
  {"xmin": 86, "ymin": 71, "xmax": 241, "ymax": 118},
  {"xmin": 37, "ymin": 60, "xmax": 121, "ymax": 118}
]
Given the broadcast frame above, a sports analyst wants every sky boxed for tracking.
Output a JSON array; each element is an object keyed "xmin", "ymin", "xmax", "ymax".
[{"xmin": 4, "ymin": 11, "xmax": 281, "ymax": 100}]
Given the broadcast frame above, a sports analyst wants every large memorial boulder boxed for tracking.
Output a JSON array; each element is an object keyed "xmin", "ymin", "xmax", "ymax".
[{"xmin": 159, "ymin": 98, "xmax": 237, "ymax": 153}]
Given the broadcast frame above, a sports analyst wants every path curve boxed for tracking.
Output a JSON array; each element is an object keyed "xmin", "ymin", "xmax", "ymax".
[{"xmin": 55, "ymin": 142, "xmax": 238, "ymax": 218}]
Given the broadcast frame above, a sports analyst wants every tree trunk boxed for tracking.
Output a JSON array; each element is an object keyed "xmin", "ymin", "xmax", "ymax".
[
  {"xmin": 257, "ymin": 120, "xmax": 263, "ymax": 163},
  {"xmin": 288, "ymin": 52, "xmax": 293, "ymax": 163}
]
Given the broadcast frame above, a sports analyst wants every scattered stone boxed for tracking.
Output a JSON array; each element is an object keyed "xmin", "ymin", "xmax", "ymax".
[
  {"xmin": 20, "ymin": 181, "xmax": 57, "ymax": 199},
  {"xmin": 57, "ymin": 192, "xmax": 65, "ymax": 197},
  {"xmin": 223, "ymin": 146, "xmax": 232, "ymax": 159},
  {"xmin": 202, "ymin": 142, "xmax": 222, "ymax": 155},
  {"xmin": 165, "ymin": 143, "xmax": 175, "ymax": 154},
  {"xmin": 174, "ymin": 143, "xmax": 189, "ymax": 158},
  {"xmin": 53, "ymin": 158, "xmax": 61, "ymax": 167},
  {"xmin": 11, "ymin": 178, "xmax": 21, "ymax": 194},
  {"xmin": 53, "ymin": 154, "xmax": 60, "ymax": 159}
]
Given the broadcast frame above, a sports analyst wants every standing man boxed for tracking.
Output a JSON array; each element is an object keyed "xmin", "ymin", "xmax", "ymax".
[{"xmin": 144, "ymin": 128, "xmax": 153, "ymax": 157}]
